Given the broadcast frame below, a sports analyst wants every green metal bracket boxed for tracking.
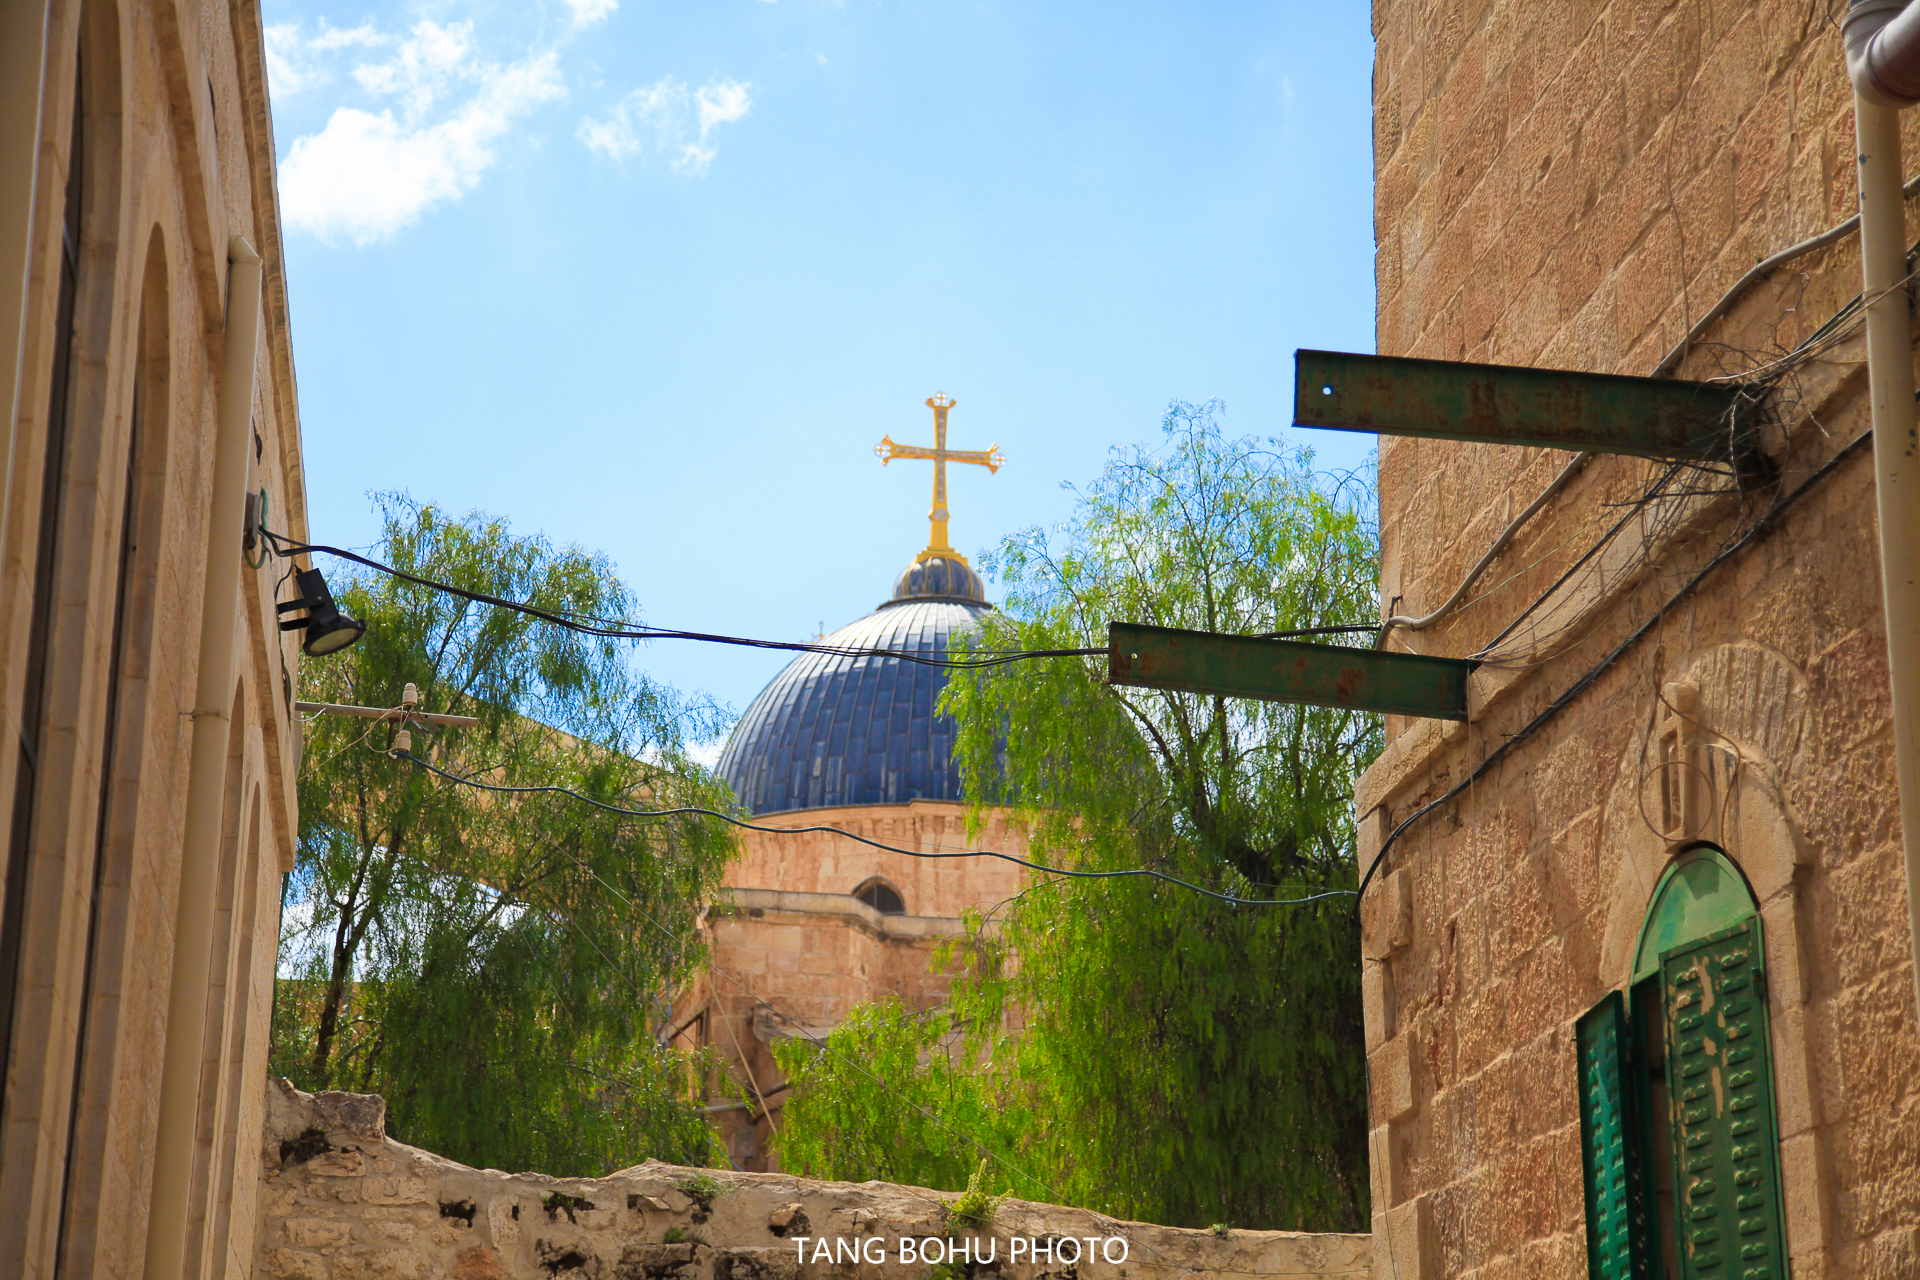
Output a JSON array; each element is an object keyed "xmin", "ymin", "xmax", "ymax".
[
  {"xmin": 1293, "ymin": 349, "xmax": 1755, "ymax": 462},
  {"xmin": 1107, "ymin": 622, "xmax": 1475, "ymax": 721}
]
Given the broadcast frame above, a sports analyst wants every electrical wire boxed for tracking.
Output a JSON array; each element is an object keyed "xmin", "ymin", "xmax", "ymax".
[
  {"xmin": 264, "ymin": 526, "xmax": 1379, "ymax": 666},
  {"xmin": 575, "ymin": 857, "xmax": 1218, "ymax": 1280},
  {"xmin": 1356, "ymin": 425, "xmax": 1875, "ymax": 911},
  {"xmin": 1459, "ymin": 229, "xmax": 1920, "ymax": 671},
  {"xmin": 392, "ymin": 750, "xmax": 1357, "ymax": 910},
  {"xmin": 1374, "ymin": 450, "xmax": 1593, "ymax": 647},
  {"xmin": 1376, "ymin": 173, "xmax": 1920, "ymax": 651},
  {"xmin": 383, "ymin": 759, "xmax": 1327, "ymax": 1274},
  {"xmin": 260, "ymin": 528, "xmax": 1104, "ymax": 670},
  {"xmin": 1251, "ymin": 623, "xmax": 1381, "ymax": 640},
  {"xmin": 1470, "ymin": 461, "xmax": 1694, "ymax": 666},
  {"xmin": 1650, "ymin": 170, "xmax": 1920, "ymax": 379}
]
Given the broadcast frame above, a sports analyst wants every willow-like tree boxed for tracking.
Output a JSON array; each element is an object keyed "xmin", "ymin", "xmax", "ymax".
[
  {"xmin": 775, "ymin": 402, "xmax": 1379, "ymax": 1230},
  {"xmin": 273, "ymin": 495, "xmax": 736, "ymax": 1176}
]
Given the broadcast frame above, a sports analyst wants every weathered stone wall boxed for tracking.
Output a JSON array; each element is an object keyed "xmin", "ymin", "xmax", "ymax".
[
  {"xmin": 1367, "ymin": 0, "xmax": 1920, "ymax": 1276},
  {"xmin": 254, "ymin": 1081, "xmax": 1371, "ymax": 1280}
]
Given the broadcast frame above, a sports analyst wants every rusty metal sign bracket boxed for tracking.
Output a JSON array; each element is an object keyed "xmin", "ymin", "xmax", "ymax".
[
  {"xmin": 1293, "ymin": 349, "xmax": 1757, "ymax": 462},
  {"xmin": 1108, "ymin": 622, "xmax": 1475, "ymax": 721}
]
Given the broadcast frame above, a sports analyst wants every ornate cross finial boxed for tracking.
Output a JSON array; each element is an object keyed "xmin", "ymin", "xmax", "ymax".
[{"xmin": 874, "ymin": 394, "xmax": 1005, "ymax": 564}]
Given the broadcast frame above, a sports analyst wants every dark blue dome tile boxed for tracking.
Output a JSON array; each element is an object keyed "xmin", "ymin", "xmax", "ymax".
[{"xmin": 714, "ymin": 597, "xmax": 992, "ymax": 815}]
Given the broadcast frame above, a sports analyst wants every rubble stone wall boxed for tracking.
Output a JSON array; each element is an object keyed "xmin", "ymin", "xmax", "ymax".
[{"xmin": 253, "ymin": 1082, "xmax": 1371, "ymax": 1280}]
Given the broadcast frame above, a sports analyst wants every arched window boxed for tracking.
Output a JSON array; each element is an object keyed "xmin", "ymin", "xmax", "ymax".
[
  {"xmin": 1576, "ymin": 846, "xmax": 1787, "ymax": 1280},
  {"xmin": 851, "ymin": 878, "xmax": 905, "ymax": 915}
]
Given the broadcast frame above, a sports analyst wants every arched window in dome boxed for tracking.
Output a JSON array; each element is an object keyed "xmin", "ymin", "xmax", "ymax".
[{"xmin": 851, "ymin": 878, "xmax": 905, "ymax": 915}]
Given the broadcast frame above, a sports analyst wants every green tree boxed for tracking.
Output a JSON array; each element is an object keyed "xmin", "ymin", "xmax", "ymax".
[
  {"xmin": 273, "ymin": 494, "xmax": 737, "ymax": 1176},
  {"xmin": 771, "ymin": 999, "xmax": 1040, "ymax": 1197},
  {"xmin": 774, "ymin": 402, "xmax": 1380, "ymax": 1230}
]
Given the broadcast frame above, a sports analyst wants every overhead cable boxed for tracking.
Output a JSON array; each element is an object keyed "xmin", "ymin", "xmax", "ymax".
[
  {"xmin": 261, "ymin": 530, "xmax": 1104, "ymax": 670},
  {"xmin": 1376, "ymin": 171, "xmax": 1920, "ymax": 650},
  {"xmin": 1373, "ymin": 450, "xmax": 1592, "ymax": 647},
  {"xmin": 1356, "ymin": 426, "xmax": 1875, "ymax": 911},
  {"xmin": 1649, "ymin": 171, "xmax": 1920, "ymax": 379},
  {"xmin": 591, "ymin": 868, "xmax": 1213, "ymax": 1280},
  {"xmin": 393, "ymin": 751, "xmax": 1356, "ymax": 910},
  {"xmin": 262, "ymin": 528, "xmax": 1374, "ymax": 667}
]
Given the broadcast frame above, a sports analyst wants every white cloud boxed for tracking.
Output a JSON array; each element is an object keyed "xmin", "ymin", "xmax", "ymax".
[
  {"xmin": 579, "ymin": 76, "xmax": 751, "ymax": 176},
  {"xmin": 279, "ymin": 28, "xmax": 564, "ymax": 246},
  {"xmin": 351, "ymin": 20, "xmax": 478, "ymax": 117},
  {"xmin": 311, "ymin": 21, "xmax": 387, "ymax": 52},
  {"xmin": 274, "ymin": 11, "xmax": 746, "ymax": 244},
  {"xmin": 697, "ymin": 79, "xmax": 751, "ymax": 134},
  {"xmin": 264, "ymin": 23, "xmax": 313, "ymax": 95},
  {"xmin": 562, "ymin": 0, "xmax": 619, "ymax": 27},
  {"xmin": 265, "ymin": 20, "xmax": 394, "ymax": 97},
  {"xmin": 577, "ymin": 79, "xmax": 677, "ymax": 160}
]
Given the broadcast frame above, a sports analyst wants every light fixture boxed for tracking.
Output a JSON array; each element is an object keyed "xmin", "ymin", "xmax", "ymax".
[{"xmin": 277, "ymin": 566, "xmax": 365, "ymax": 657}]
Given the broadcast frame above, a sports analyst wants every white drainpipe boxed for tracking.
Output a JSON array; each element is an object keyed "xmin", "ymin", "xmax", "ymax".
[
  {"xmin": 1846, "ymin": 0, "xmax": 1920, "ymax": 1030},
  {"xmin": 142, "ymin": 236, "xmax": 261, "ymax": 1280}
]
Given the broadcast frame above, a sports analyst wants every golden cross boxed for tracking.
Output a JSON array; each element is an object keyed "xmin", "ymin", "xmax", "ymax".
[{"xmin": 875, "ymin": 394, "xmax": 1005, "ymax": 564}]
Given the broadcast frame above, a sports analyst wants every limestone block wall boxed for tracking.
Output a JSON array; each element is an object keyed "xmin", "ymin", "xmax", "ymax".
[
  {"xmin": 1365, "ymin": 0, "xmax": 1920, "ymax": 1276},
  {"xmin": 1368, "ymin": 0, "xmax": 1912, "ymax": 673},
  {"xmin": 728, "ymin": 802, "xmax": 1028, "ymax": 919},
  {"xmin": 254, "ymin": 1081, "xmax": 1372, "ymax": 1280}
]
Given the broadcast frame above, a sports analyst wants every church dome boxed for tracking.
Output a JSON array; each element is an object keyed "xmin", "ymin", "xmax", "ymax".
[
  {"xmin": 716, "ymin": 555, "xmax": 992, "ymax": 815},
  {"xmin": 890, "ymin": 554, "xmax": 986, "ymax": 604}
]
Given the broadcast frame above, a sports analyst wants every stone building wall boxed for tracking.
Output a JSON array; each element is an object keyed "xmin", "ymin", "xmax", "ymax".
[
  {"xmin": 726, "ymin": 802, "xmax": 1028, "ymax": 919},
  {"xmin": 254, "ymin": 1081, "xmax": 1372, "ymax": 1280},
  {"xmin": 673, "ymin": 802, "xmax": 1028, "ymax": 1171},
  {"xmin": 0, "ymin": 1, "xmax": 308, "ymax": 1276},
  {"xmin": 1365, "ymin": 0, "xmax": 1920, "ymax": 1276}
]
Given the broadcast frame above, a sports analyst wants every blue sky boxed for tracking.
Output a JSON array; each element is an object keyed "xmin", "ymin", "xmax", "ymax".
[{"xmin": 262, "ymin": 0, "xmax": 1380, "ymax": 748}]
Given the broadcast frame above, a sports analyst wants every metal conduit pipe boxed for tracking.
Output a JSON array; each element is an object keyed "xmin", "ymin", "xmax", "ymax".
[
  {"xmin": 142, "ymin": 236, "xmax": 262, "ymax": 1280},
  {"xmin": 1846, "ymin": 0, "xmax": 1920, "ymax": 1032}
]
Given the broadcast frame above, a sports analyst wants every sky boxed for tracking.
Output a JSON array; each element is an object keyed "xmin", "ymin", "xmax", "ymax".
[{"xmin": 262, "ymin": 0, "xmax": 1381, "ymax": 752}]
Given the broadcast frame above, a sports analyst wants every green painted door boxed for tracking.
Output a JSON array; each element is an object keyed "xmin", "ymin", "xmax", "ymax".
[
  {"xmin": 1661, "ymin": 919, "xmax": 1788, "ymax": 1279},
  {"xmin": 1577, "ymin": 991, "xmax": 1656, "ymax": 1279}
]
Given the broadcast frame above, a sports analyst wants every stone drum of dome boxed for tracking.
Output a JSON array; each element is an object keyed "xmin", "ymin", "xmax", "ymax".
[{"xmin": 716, "ymin": 554, "xmax": 991, "ymax": 815}]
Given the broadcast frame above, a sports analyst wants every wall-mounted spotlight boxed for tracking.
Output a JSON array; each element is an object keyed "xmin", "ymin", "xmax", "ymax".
[{"xmin": 277, "ymin": 566, "xmax": 365, "ymax": 657}]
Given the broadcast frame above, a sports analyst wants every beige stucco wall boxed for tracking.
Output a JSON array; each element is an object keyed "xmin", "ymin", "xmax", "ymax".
[
  {"xmin": 1366, "ymin": 0, "xmax": 1920, "ymax": 1276},
  {"xmin": 254, "ymin": 1081, "xmax": 1372, "ymax": 1280},
  {"xmin": 674, "ymin": 802, "xmax": 1029, "ymax": 1171},
  {"xmin": 0, "ymin": 1, "xmax": 306, "ymax": 1276}
]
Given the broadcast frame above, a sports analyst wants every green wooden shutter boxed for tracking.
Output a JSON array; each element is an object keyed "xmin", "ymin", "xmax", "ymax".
[
  {"xmin": 1577, "ymin": 991, "xmax": 1655, "ymax": 1279},
  {"xmin": 1661, "ymin": 918, "xmax": 1788, "ymax": 1280}
]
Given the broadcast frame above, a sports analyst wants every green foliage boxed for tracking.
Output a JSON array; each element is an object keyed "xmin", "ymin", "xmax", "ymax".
[
  {"xmin": 771, "ymin": 999, "xmax": 1040, "ymax": 1198},
  {"xmin": 272, "ymin": 494, "xmax": 737, "ymax": 1177},
  {"xmin": 776, "ymin": 403, "xmax": 1380, "ymax": 1230},
  {"xmin": 675, "ymin": 1173, "xmax": 725, "ymax": 1209},
  {"xmin": 948, "ymin": 1159, "xmax": 1003, "ymax": 1231}
]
